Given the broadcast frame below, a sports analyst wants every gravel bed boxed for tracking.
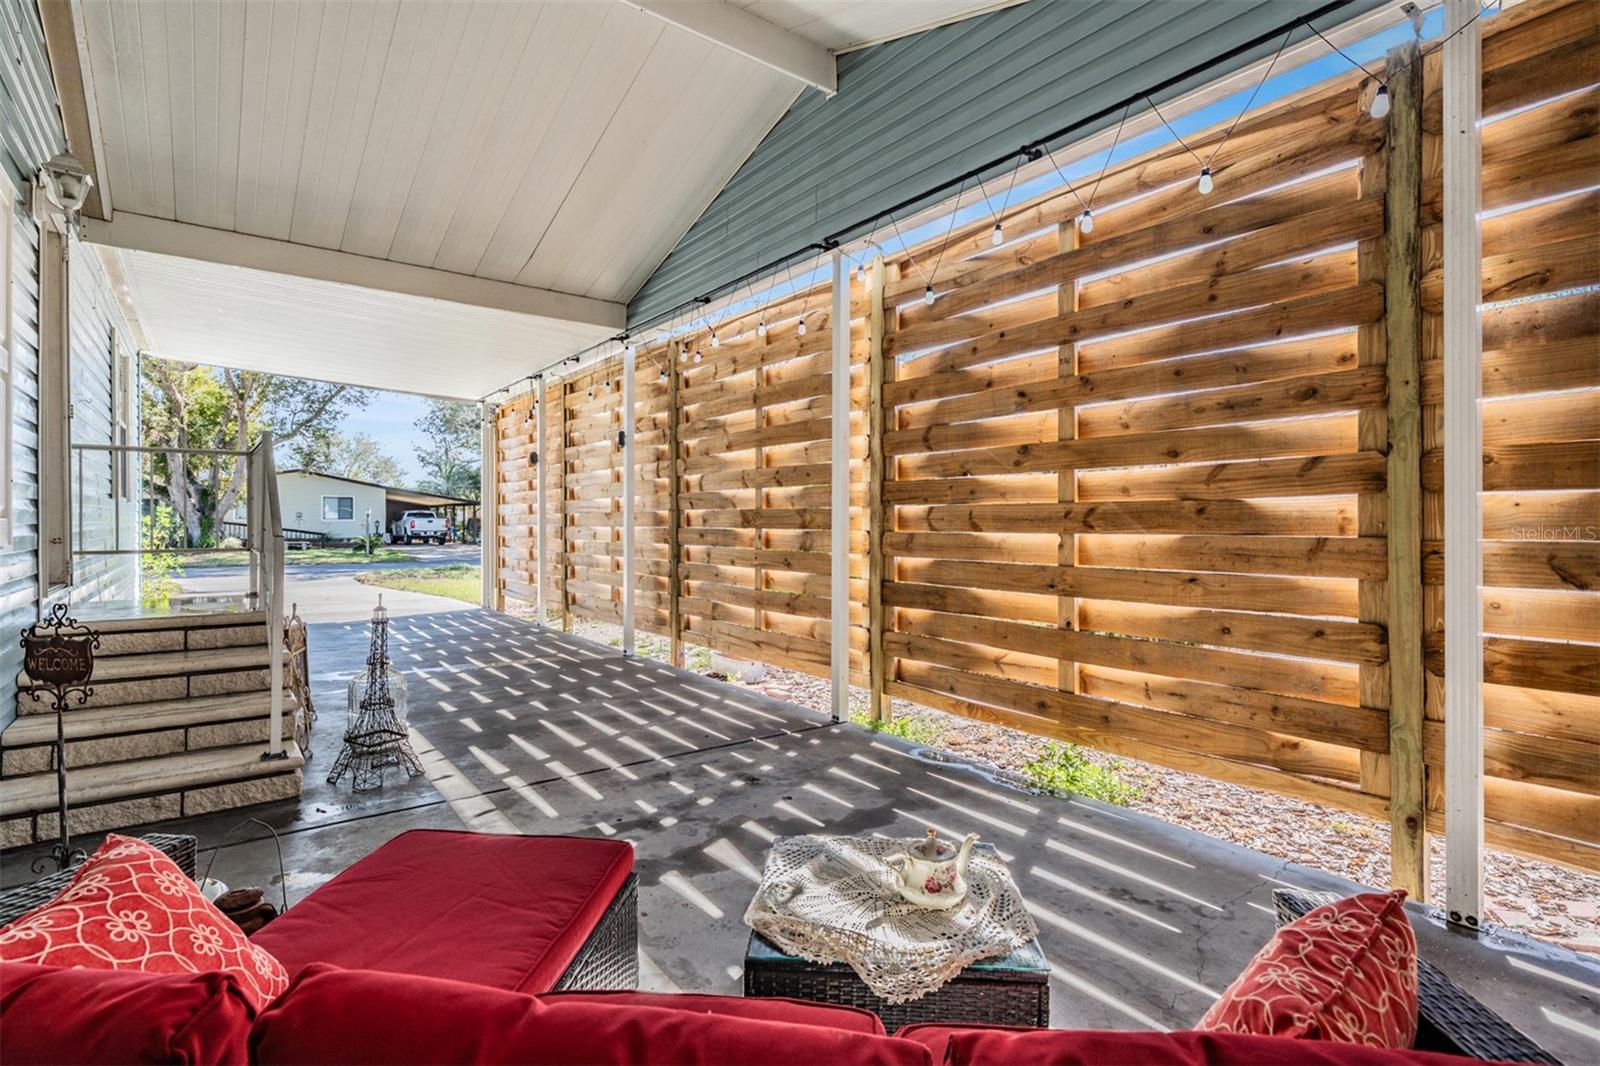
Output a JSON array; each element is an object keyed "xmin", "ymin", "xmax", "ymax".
[{"xmin": 550, "ymin": 616, "xmax": 1599, "ymax": 954}]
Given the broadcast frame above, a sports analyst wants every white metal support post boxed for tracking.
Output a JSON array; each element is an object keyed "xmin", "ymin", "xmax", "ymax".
[
  {"xmin": 621, "ymin": 344, "xmax": 637, "ymax": 656},
  {"xmin": 480, "ymin": 402, "xmax": 499, "ymax": 611},
  {"xmin": 1442, "ymin": 0, "xmax": 1483, "ymax": 929},
  {"xmin": 830, "ymin": 249, "xmax": 850, "ymax": 722},
  {"xmin": 535, "ymin": 381, "xmax": 547, "ymax": 625}
]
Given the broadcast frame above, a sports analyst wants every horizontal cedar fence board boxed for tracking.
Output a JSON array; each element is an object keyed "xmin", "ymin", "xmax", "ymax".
[{"xmin": 489, "ymin": 0, "xmax": 1598, "ymax": 874}]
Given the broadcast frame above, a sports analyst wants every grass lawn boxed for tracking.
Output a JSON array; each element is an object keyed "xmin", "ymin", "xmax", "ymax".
[
  {"xmin": 177, "ymin": 546, "xmax": 411, "ymax": 568},
  {"xmin": 354, "ymin": 564, "xmax": 481, "ymax": 604}
]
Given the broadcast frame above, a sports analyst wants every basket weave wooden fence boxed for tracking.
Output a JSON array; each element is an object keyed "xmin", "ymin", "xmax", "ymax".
[{"xmin": 493, "ymin": 0, "xmax": 1598, "ymax": 883}]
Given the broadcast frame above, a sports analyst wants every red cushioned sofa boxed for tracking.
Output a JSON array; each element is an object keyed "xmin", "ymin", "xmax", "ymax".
[{"xmin": 0, "ymin": 831, "xmax": 1546, "ymax": 1065}]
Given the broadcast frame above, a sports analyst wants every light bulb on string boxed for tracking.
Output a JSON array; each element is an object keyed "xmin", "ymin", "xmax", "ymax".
[
  {"xmin": 1197, "ymin": 166, "xmax": 1214, "ymax": 195},
  {"xmin": 991, "ymin": 222, "xmax": 1004, "ymax": 246},
  {"xmin": 658, "ymin": 369, "xmax": 667, "ymax": 382},
  {"xmin": 693, "ymin": 349, "xmax": 703, "ymax": 363},
  {"xmin": 923, "ymin": 285, "xmax": 936, "ymax": 306},
  {"xmin": 1369, "ymin": 84, "xmax": 1391, "ymax": 120},
  {"xmin": 797, "ymin": 318, "xmax": 807, "ymax": 336},
  {"xmin": 1078, "ymin": 209, "xmax": 1094, "ymax": 235},
  {"xmin": 710, "ymin": 332, "xmax": 720, "ymax": 348},
  {"xmin": 757, "ymin": 320, "xmax": 767, "ymax": 338}
]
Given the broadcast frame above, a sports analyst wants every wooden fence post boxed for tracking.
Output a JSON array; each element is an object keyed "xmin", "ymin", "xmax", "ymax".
[
  {"xmin": 1385, "ymin": 39, "xmax": 1427, "ymax": 899},
  {"xmin": 560, "ymin": 378, "xmax": 572, "ymax": 633},
  {"xmin": 867, "ymin": 255, "xmax": 889, "ymax": 723},
  {"xmin": 1057, "ymin": 221, "xmax": 1081, "ymax": 697},
  {"xmin": 667, "ymin": 341, "xmax": 683, "ymax": 667}
]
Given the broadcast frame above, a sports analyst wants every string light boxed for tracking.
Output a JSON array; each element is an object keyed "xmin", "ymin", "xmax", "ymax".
[
  {"xmin": 693, "ymin": 349, "xmax": 703, "ymax": 363},
  {"xmin": 710, "ymin": 331, "xmax": 720, "ymax": 348},
  {"xmin": 991, "ymin": 222, "xmax": 1004, "ymax": 246},
  {"xmin": 485, "ymin": 5, "xmax": 1490, "ymax": 408},
  {"xmin": 1369, "ymin": 84, "xmax": 1391, "ymax": 119},
  {"xmin": 797, "ymin": 317, "xmax": 807, "ymax": 336}
]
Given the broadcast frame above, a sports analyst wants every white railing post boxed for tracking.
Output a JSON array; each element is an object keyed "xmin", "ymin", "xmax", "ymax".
[
  {"xmin": 830, "ymin": 249, "xmax": 850, "ymax": 722},
  {"xmin": 535, "ymin": 381, "xmax": 547, "ymax": 625},
  {"xmin": 247, "ymin": 446, "xmax": 261, "ymax": 602},
  {"xmin": 480, "ymin": 402, "xmax": 499, "ymax": 611},
  {"xmin": 252, "ymin": 431, "xmax": 286, "ymax": 759},
  {"xmin": 621, "ymin": 345, "xmax": 636, "ymax": 656},
  {"xmin": 1442, "ymin": 0, "xmax": 1483, "ymax": 929}
]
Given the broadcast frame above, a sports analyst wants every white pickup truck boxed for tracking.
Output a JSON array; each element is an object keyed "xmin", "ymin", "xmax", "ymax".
[{"xmin": 389, "ymin": 509, "xmax": 449, "ymax": 545}]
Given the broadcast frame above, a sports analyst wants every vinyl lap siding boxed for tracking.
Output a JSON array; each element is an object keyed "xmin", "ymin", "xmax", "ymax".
[
  {"xmin": 67, "ymin": 230, "xmax": 138, "ymax": 603},
  {"xmin": 628, "ymin": 0, "xmax": 1387, "ymax": 326},
  {"xmin": 0, "ymin": 0, "xmax": 138, "ymax": 729}
]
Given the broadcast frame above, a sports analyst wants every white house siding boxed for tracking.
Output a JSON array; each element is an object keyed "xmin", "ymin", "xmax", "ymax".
[
  {"xmin": 67, "ymin": 233, "xmax": 139, "ymax": 601},
  {"xmin": 276, "ymin": 472, "xmax": 386, "ymax": 542},
  {"xmin": 0, "ymin": 0, "xmax": 139, "ymax": 730}
]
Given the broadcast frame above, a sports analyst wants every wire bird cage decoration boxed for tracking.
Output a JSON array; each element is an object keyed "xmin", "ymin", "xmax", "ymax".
[{"xmin": 326, "ymin": 596, "xmax": 421, "ymax": 792}]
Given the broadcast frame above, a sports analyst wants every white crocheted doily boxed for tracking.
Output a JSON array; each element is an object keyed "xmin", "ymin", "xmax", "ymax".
[{"xmin": 743, "ymin": 835, "xmax": 1039, "ymax": 1004}]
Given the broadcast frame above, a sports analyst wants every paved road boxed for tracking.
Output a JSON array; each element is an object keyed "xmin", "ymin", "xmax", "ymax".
[
  {"xmin": 182, "ymin": 543, "xmax": 480, "ymax": 581},
  {"xmin": 176, "ymin": 543, "xmax": 480, "ymax": 624}
]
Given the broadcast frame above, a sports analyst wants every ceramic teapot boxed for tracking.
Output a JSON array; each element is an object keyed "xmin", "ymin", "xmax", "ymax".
[{"xmin": 886, "ymin": 828, "xmax": 979, "ymax": 910}]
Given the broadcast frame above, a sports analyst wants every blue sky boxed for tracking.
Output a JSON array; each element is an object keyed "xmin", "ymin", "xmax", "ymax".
[{"xmin": 346, "ymin": 389, "xmax": 432, "ymax": 483}]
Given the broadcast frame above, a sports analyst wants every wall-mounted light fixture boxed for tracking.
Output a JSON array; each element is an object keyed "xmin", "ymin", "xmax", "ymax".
[{"xmin": 34, "ymin": 152, "xmax": 94, "ymax": 226}]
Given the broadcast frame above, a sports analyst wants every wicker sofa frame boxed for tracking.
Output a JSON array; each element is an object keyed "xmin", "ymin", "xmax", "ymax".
[
  {"xmin": 1272, "ymin": 890, "xmax": 1560, "ymax": 1064},
  {"xmin": 0, "ymin": 835, "xmax": 639, "ymax": 993}
]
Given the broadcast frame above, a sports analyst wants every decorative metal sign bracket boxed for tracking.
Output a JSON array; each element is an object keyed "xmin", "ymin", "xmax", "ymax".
[{"xmin": 19, "ymin": 601, "xmax": 100, "ymax": 873}]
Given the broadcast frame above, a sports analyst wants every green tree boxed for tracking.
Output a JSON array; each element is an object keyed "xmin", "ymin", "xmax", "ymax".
[
  {"xmin": 413, "ymin": 399, "xmax": 480, "ymax": 499},
  {"xmin": 287, "ymin": 431, "xmax": 406, "ymax": 486},
  {"xmin": 141, "ymin": 358, "xmax": 372, "ymax": 544}
]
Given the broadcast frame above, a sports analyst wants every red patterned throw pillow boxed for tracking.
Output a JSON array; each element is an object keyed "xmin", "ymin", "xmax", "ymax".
[
  {"xmin": 0, "ymin": 834, "xmax": 287, "ymax": 1008},
  {"xmin": 1197, "ymin": 891, "xmax": 1419, "ymax": 1048}
]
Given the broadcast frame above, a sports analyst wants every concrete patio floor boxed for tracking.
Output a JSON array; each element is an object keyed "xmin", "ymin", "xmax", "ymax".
[{"xmin": 5, "ymin": 606, "xmax": 1596, "ymax": 1060}]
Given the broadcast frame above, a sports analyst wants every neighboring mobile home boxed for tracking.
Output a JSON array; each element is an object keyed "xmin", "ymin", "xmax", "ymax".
[{"xmin": 275, "ymin": 470, "xmax": 474, "ymax": 544}]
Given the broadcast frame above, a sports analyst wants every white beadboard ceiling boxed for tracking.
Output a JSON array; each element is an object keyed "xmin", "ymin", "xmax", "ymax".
[
  {"xmin": 69, "ymin": 0, "xmax": 1011, "ymax": 396},
  {"xmin": 110, "ymin": 246, "xmax": 611, "ymax": 399}
]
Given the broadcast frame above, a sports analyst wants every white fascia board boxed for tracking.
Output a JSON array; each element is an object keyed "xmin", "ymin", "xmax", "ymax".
[
  {"xmin": 621, "ymin": 0, "xmax": 837, "ymax": 95},
  {"xmin": 82, "ymin": 212, "xmax": 626, "ymax": 332}
]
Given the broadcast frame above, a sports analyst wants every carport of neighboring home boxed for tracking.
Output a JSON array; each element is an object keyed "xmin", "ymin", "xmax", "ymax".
[{"xmin": 275, "ymin": 469, "xmax": 475, "ymax": 543}]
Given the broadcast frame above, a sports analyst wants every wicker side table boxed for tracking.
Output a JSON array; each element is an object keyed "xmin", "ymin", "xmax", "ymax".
[{"xmin": 744, "ymin": 930, "xmax": 1050, "ymax": 1029}]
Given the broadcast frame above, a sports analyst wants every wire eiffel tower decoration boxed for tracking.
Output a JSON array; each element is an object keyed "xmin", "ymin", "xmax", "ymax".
[{"xmin": 327, "ymin": 596, "xmax": 422, "ymax": 792}]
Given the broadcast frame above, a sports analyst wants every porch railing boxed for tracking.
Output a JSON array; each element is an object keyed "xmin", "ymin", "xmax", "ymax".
[{"xmin": 69, "ymin": 436, "xmax": 289, "ymax": 758}]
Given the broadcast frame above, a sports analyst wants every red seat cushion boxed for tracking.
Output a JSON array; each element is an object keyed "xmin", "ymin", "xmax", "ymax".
[
  {"xmin": 1196, "ymin": 891, "xmax": 1419, "ymax": 1047},
  {"xmin": 0, "ymin": 834, "xmax": 288, "ymax": 1008},
  {"xmin": 895, "ymin": 1025, "xmax": 1495, "ymax": 1065},
  {"xmin": 544, "ymin": 990, "xmax": 884, "ymax": 1034},
  {"xmin": 252, "ymin": 964, "xmax": 931, "ymax": 1066},
  {"xmin": 250, "ymin": 830, "xmax": 632, "ymax": 994},
  {"xmin": 0, "ymin": 961, "xmax": 256, "ymax": 1065}
]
